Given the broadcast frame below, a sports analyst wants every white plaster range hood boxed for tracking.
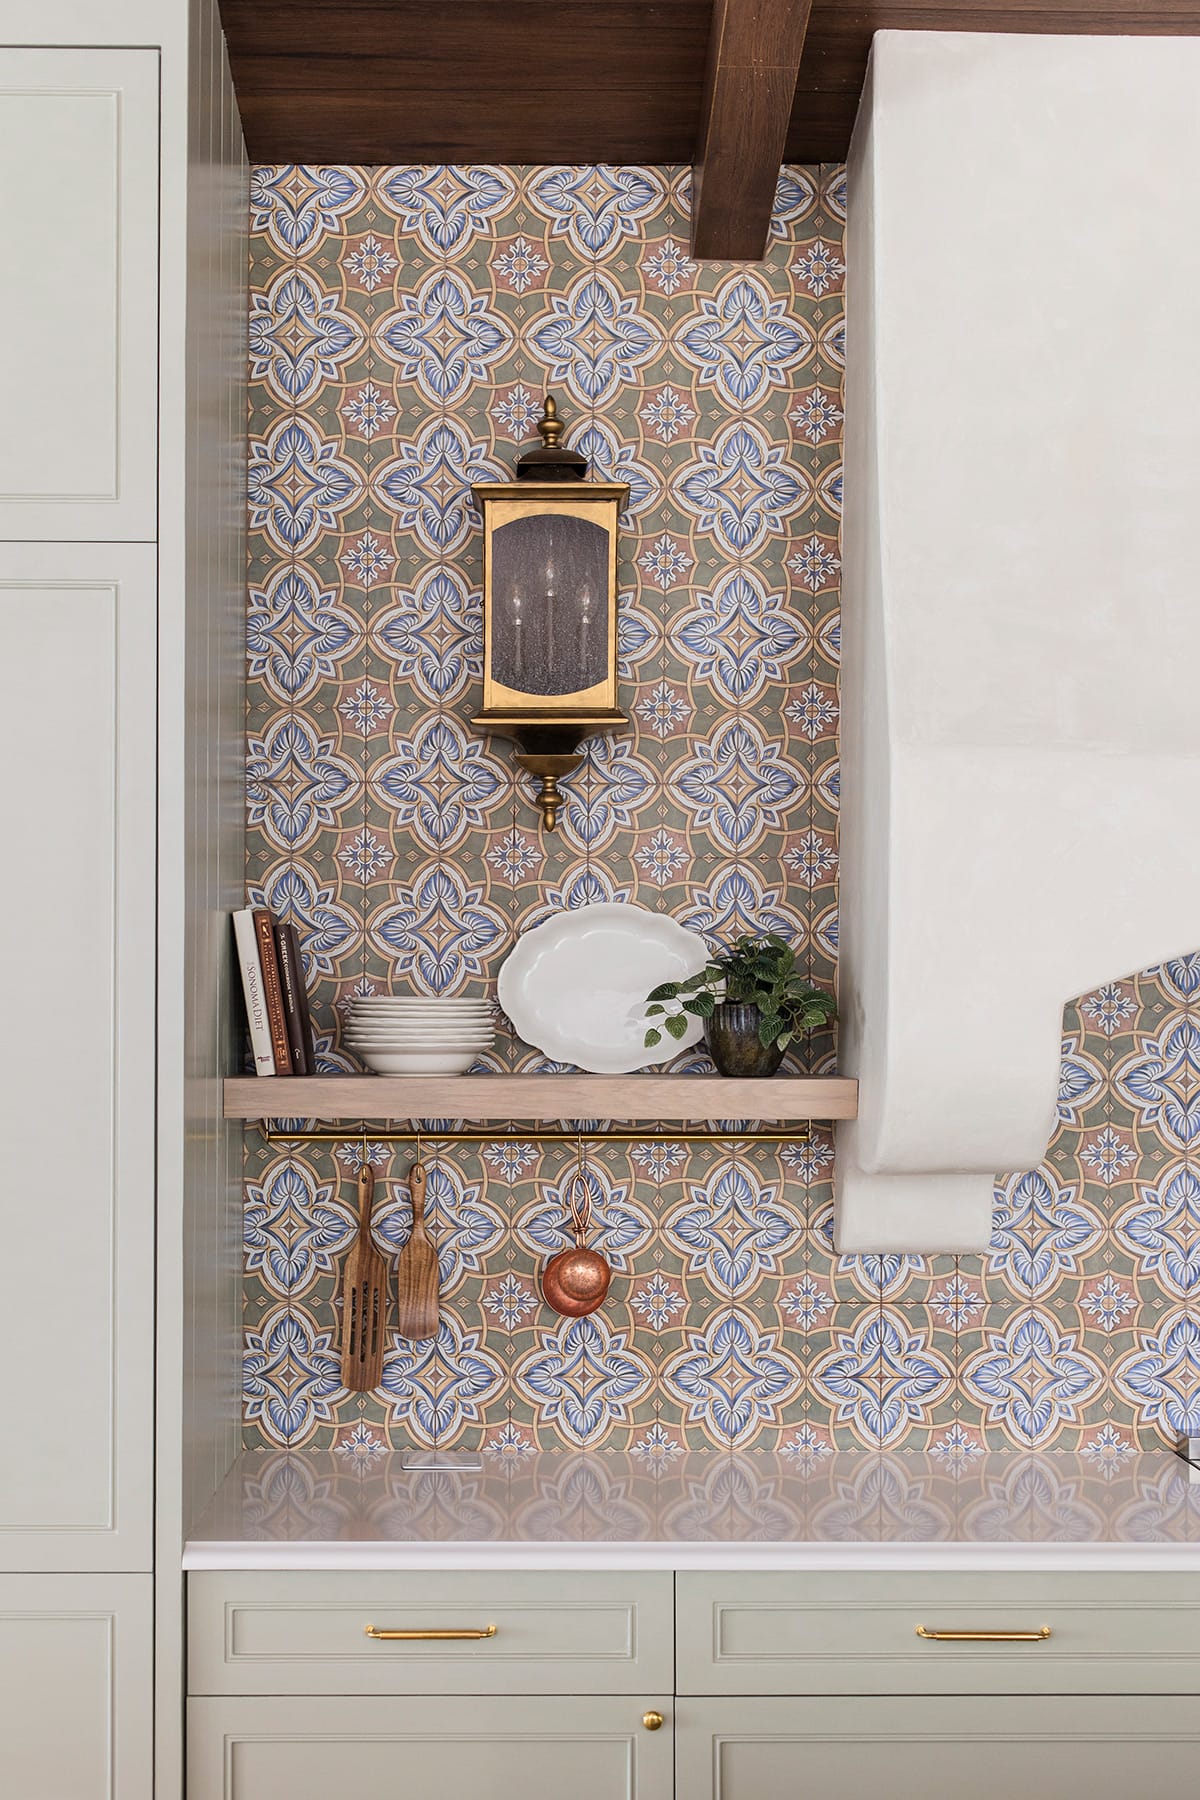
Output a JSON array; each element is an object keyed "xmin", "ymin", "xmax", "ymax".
[{"xmin": 837, "ymin": 32, "xmax": 1200, "ymax": 1253}]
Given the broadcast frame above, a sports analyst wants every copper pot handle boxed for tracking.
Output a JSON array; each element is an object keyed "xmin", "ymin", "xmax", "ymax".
[{"xmin": 565, "ymin": 1168, "xmax": 593, "ymax": 1247}]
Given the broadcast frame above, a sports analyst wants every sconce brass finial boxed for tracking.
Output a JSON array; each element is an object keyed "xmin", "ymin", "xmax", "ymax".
[
  {"xmin": 515, "ymin": 394, "xmax": 586, "ymax": 481},
  {"xmin": 514, "ymin": 749, "xmax": 583, "ymax": 833},
  {"xmin": 537, "ymin": 395, "xmax": 564, "ymax": 450},
  {"xmin": 535, "ymin": 772, "xmax": 565, "ymax": 833}
]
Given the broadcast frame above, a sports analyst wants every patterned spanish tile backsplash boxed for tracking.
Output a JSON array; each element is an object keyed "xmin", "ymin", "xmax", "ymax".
[{"xmin": 243, "ymin": 163, "xmax": 1200, "ymax": 1468}]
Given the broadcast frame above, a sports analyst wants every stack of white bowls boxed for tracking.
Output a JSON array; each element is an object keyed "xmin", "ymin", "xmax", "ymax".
[{"xmin": 344, "ymin": 995, "xmax": 495, "ymax": 1075}]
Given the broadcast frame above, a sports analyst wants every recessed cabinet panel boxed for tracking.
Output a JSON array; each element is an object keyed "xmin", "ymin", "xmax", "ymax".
[
  {"xmin": 676, "ymin": 1696, "xmax": 1200, "ymax": 1800},
  {"xmin": 0, "ymin": 1574, "xmax": 152, "ymax": 1800},
  {"xmin": 676, "ymin": 1570, "xmax": 1200, "ymax": 1695},
  {"xmin": 190, "ymin": 1570, "xmax": 673, "ymax": 1695},
  {"xmin": 0, "ymin": 50, "xmax": 158, "ymax": 539},
  {"xmin": 0, "ymin": 545, "xmax": 155, "ymax": 1567},
  {"xmin": 189, "ymin": 1696, "xmax": 673, "ymax": 1800}
]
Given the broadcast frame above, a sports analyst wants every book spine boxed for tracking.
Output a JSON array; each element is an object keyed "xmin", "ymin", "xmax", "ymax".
[
  {"xmin": 232, "ymin": 909, "xmax": 275, "ymax": 1076},
  {"xmin": 253, "ymin": 907, "xmax": 293, "ymax": 1075},
  {"xmin": 282, "ymin": 920, "xmax": 317, "ymax": 1075},
  {"xmin": 274, "ymin": 919, "xmax": 310, "ymax": 1077}
]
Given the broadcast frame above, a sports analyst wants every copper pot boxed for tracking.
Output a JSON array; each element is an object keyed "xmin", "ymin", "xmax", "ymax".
[{"xmin": 541, "ymin": 1170, "xmax": 611, "ymax": 1318}]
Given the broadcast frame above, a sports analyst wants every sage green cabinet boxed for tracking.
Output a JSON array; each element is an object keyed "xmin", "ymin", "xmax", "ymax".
[
  {"xmin": 0, "ymin": 1574, "xmax": 152, "ymax": 1800},
  {"xmin": 188, "ymin": 1566, "xmax": 1200, "ymax": 1799},
  {"xmin": 0, "ymin": 543, "xmax": 156, "ymax": 1573},
  {"xmin": 190, "ymin": 1569, "xmax": 673, "ymax": 1696},
  {"xmin": 0, "ymin": 50, "xmax": 158, "ymax": 540},
  {"xmin": 676, "ymin": 1569, "xmax": 1200, "ymax": 1695},
  {"xmin": 674, "ymin": 1695, "xmax": 1200, "ymax": 1798},
  {"xmin": 188, "ymin": 1696, "xmax": 673, "ymax": 1800}
]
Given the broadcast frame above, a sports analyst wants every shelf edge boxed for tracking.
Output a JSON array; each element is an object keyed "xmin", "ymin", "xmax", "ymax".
[{"xmin": 222, "ymin": 1073, "xmax": 859, "ymax": 1125}]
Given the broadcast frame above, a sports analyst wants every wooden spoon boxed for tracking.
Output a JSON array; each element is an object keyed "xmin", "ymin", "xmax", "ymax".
[
  {"xmin": 338, "ymin": 1163, "xmax": 388, "ymax": 1391},
  {"xmin": 395, "ymin": 1161, "xmax": 439, "ymax": 1342}
]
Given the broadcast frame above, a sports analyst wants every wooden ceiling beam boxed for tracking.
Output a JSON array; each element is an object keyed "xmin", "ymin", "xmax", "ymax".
[
  {"xmin": 219, "ymin": 0, "xmax": 1200, "ymax": 170},
  {"xmin": 690, "ymin": 0, "xmax": 814, "ymax": 259},
  {"xmin": 235, "ymin": 93, "xmax": 702, "ymax": 167}
]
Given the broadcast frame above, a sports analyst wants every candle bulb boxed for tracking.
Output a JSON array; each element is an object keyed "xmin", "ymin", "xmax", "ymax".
[{"xmin": 579, "ymin": 579, "xmax": 592, "ymax": 677}]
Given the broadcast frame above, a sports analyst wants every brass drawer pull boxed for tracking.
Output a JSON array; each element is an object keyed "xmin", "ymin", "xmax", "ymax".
[
  {"xmin": 364, "ymin": 1623, "xmax": 498, "ymax": 1642},
  {"xmin": 915, "ymin": 1624, "xmax": 1052, "ymax": 1644}
]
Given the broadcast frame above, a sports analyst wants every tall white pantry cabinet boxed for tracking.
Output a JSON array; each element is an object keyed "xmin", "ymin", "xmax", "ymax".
[{"xmin": 0, "ymin": 5, "xmax": 247, "ymax": 1799}]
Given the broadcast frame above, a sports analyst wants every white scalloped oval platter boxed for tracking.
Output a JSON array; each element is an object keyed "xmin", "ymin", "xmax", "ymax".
[{"xmin": 498, "ymin": 902, "xmax": 710, "ymax": 1074}]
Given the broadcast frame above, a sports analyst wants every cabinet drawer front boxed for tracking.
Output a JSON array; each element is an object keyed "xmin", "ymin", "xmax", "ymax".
[
  {"xmin": 676, "ymin": 1696, "xmax": 1200, "ymax": 1799},
  {"xmin": 677, "ymin": 1571, "xmax": 1200, "ymax": 1694},
  {"xmin": 190, "ymin": 1571, "xmax": 673, "ymax": 1695},
  {"xmin": 188, "ymin": 1696, "xmax": 672, "ymax": 1800}
]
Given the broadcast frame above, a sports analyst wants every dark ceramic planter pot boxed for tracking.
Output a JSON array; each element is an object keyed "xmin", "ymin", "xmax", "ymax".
[{"xmin": 705, "ymin": 1002, "xmax": 785, "ymax": 1078}]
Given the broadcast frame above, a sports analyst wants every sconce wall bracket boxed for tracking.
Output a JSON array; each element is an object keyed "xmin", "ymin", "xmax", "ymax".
[{"xmin": 473, "ymin": 713, "xmax": 626, "ymax": 831}]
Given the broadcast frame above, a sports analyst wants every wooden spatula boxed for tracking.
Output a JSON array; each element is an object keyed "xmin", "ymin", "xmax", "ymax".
[
  {"xmin": 339, "ymin": 1163, "xmax": 389, "ymax": 1391},
  {"xmin": 395, "ymin": 1161, "xmax": 439, "ymax": 1342}
]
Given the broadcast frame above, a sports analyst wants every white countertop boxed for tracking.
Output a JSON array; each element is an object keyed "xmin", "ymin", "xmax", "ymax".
[{"xmin": 184, "ymin": 1447, "xmax": 1200, "ymax": 1570}]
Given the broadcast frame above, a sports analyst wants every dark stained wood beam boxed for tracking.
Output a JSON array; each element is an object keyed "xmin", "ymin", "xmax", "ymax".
[
  {"xmin": 691, "ymin": 0, "xmax": 815, "ymax": 259},
  {"xmin": 218, "ymin": 1, "xmax": 1200, "ymax": 170},
  {"xmin": 219, "ymin": 1, "xmax": 711, "ymax": 165}
]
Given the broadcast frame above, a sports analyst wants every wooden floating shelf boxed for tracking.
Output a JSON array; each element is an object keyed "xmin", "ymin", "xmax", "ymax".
[{"xmin": 222, "ymin": 1074, "xmax": 858, "ymax": 1125}]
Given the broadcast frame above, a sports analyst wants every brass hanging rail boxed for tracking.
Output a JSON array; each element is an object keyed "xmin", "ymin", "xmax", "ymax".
[{"xmin": 260, "ymin": 1122, "xmax": 811, "ymax": 1148}]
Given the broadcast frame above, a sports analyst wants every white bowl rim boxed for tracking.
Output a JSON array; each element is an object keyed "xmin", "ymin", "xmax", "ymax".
[
  {"xmin": 341, "ymin": 1036, "xmax": 492, "ymax": 1051},
  {"xmin": 347, "ymin": 1010, "xmax": 492, "ymax": 1017},
  {"xmin": 344, "ymin": 1038, "xmax": 495, "ymax": 1046},
  {"xmin": 344, "ymin": 1024, "xmax": 495, "ymax": 1033},
  {"xmin": 357, "ymin": 1058, "xmax": 479, "ymax": 1070},
  {"xmin": 345, "ymin": 1039, "xmax": 494, "ymax": 1047}
]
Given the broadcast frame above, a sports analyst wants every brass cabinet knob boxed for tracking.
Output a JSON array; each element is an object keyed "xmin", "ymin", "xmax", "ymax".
[{"xmin": 642, "ymin": 1710, "xmax": 664, "ymax": 1732}]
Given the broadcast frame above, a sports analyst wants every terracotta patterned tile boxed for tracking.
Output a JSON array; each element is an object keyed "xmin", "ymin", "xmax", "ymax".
[
  {"xmin": 805, "ymin": 1303, "xmax": 886, "ymax": 1450},
  {"xmin": 240, "ymin": 160, "xmax": 1200, "ymax": 1456},
  {"xmin": 954, "ymin": 1301, "xmax": 1031, "ymax": 1450},
  {"xmin": 874, "ymin": 1303, "xmax": 959, "ymax": 1454}
]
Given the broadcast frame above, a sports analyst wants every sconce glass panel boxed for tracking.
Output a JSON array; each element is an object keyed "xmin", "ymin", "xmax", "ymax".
[{"xmin": 491, "ymin": 513, "xmax": 609, "ymax": 697}]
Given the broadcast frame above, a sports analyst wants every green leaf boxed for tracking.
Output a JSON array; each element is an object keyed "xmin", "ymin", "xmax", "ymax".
[
  {"xmin": 665, "ymin": 1013, "xmax": 689, "ymax": 1041},
  {"xmin": 691, "ymin": 992, "xmax": 716, "ymax": 1018},
  {"xmin": 644, "ymin": 1028, "xmax": 663, "ymax": 1048},
  {"xmin": 758, "ymin": 1013, "xmax": 782, "ymax": 1048},
  {"xmin": 646, "ymin": 981, "xmax": 680, "ymax": 1002},
  {"xmin": 645, "ymin": 1003, "xmax": 666, "ymax": 1018},
  {"xmin": 701, "ymin": 936, "xmax": 834, "ymax": 1029}
]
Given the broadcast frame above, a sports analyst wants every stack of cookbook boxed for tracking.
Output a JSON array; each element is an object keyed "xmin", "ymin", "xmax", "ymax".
[{"xmin": 233, "ymin": 906, "xmax": 315, "ymax": 1076}]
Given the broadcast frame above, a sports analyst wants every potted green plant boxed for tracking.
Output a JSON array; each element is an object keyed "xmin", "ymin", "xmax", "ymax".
[{"xmin": 642, "ymin": 933, "xmax": 836, "ymax": 1077}]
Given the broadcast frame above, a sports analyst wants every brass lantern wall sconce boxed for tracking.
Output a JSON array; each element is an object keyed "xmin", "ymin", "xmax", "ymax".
[{"xmin": 472, "ymin": 396, "xmax": 628, "ymax": 831}]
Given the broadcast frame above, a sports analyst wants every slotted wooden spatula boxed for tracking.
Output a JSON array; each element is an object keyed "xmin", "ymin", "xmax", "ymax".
[
  {"xmin": 339, "ymin": 1163, "xmax": 388, "ymax": 1391},
  {"xmin": 395, "ymin": 1161, "xmax": 439, "ymax": 1342}
]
